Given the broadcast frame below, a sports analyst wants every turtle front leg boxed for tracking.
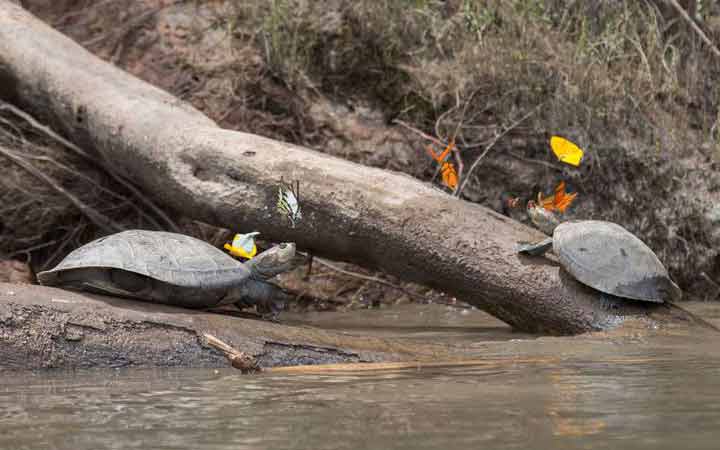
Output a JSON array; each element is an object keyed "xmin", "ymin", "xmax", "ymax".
[
  {"xmin": 517, "ymin": 237, "xmax": 554, "ymax": 256},
  {"xmin": 233, "ymin": 280, "xmax": 292, "ymax": 321}
]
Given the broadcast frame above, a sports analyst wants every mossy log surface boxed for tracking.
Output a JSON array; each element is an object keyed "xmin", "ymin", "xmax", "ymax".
[{"xmin": 0, "ymin": 1, "xmax": 706, "ymax": 335}]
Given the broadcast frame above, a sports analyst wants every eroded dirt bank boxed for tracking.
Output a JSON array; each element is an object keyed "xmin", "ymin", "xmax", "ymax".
[
  {"xmin": 17, "ymin": 0, "xmax": 720, "ymax": 293},
  {"xmin": 0, "ymin": 0, "xmax": 719, "ymax": 341},
  {"xmin": 3, "ymin": 0, "xmax": 712, "ymax": 335}
]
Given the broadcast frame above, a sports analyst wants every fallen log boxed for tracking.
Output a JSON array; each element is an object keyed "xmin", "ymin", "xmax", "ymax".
[
  {"xmin": 0, "ymin": 1, "xmax": 706, "ymax": 334},
  {"xmin": 0, "ymin": 283, "xmax": 459, "ymax": 370}
]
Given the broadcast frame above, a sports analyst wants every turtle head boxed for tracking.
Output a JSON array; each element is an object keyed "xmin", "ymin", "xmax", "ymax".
[
  {"xmin": 526, "ymin": 200, "xmax": 560, "ymax": 236},
  {"xmin": 245, "ymin": 242, "xmax": 297, "ymax": 280},
  {"xmin": 500, "ymin": 193, "xmax": 520, "ymax": 216}
]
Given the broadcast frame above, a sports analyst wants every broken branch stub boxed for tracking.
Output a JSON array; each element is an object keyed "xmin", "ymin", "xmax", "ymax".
[{"xmin": 0, "ymin": 1, "xmax": 703, "ymax": 334}]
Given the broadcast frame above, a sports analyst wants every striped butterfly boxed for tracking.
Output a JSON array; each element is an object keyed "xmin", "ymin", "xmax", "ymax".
[{"xmin": 277, "ymin": 178, "xmax": 302, "ymax": 228}]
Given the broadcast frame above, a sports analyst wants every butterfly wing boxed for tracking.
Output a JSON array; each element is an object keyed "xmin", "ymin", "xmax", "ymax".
[
  {"xmin": 550, "ymin": 136, "xmax": 584, "ymax": 166},
  {"xmin": 440, "ymin": 162, "xmax": 458, "ymax": 189},
  {"xmin": 232, "ymin": 232, "xmax": 259, "ymax": 259},
  {"xmin": 539, "ymin": 193, "xmax": 555, "ymax": 211},
  {"xmin": 552, "ymin": 181, "xmax": 577, "ymax": 213},
  {"xmin": 540, "ymin": 181, "xmax": 577, "ymax": 213},
  {"xmin": 277, "ymin": 180, "xmax": 302, "ymax": 227},
  {"xmin": 427, "ymin": 141, "xmax": 455, "ymax": 163},
  {"xmin": 224, "ymin": 237, "xmax": 257, "ymax": 259}
]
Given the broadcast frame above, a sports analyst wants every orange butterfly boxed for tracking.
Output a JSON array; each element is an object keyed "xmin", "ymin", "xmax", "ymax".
[
  {"xmin": 427, "ymin": 140, "xmax": 458, "ymax": 190},
  {"xmin": 538, "ymin": 180, "xmax": 577, "ymax": 213}
]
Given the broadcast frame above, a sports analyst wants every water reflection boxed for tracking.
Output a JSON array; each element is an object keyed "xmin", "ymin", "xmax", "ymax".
[{"xmin": 1, "ymin": 304, "xmax": 719, "ymax": 450}]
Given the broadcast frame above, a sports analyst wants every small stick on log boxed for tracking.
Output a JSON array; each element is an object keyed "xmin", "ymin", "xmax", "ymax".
[{"xmin": 202, "ymin": 333, "xmax": 260, "ymax": 373}]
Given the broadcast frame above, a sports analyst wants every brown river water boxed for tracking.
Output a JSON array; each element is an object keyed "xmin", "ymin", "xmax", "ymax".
[{"xmin": 1, "ymin": 303, "xmax": 719, "ymax": 450}]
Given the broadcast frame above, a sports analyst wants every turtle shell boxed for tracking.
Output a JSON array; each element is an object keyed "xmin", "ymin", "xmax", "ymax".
[
  {"xmin": 37, "ymin": 230, "xmax": 252, "ymax": 307},
  {"xmin": 553, "ymin": 220, "xmax": 682, "ymax": 303}
]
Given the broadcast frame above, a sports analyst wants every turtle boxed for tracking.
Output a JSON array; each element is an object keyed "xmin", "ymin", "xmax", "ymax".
[
  {"xmin": 37, "ymin": 230, "xmax": 298, "ymax": 317},
  {"xmin": 518, "ymin": 206, "xmax": 681, "ymax": 303},
  {"xmin": 525, "ymin": 199, "xmax": 560, "ymax": 236}
]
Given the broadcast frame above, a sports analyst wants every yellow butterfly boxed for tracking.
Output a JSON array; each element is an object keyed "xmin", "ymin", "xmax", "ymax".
[
  {"xmin": 550, "ymin": 136, "xmax": 584, "ymax": 167},
  {"xmin": 224, "ymin": 231, "xmax": 260, "ymax": 260}
]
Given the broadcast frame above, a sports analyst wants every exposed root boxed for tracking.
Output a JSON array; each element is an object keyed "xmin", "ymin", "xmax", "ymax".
[
  {"xmin": 456, "ymin": 104, "xmax": 543, "ymax": 197},
  {"xmin": 0, "ymin": 144, "xmax": 121, "ymax": 233},
  {"xmin": 0, "ymin": 102, "xmax": 179, "ymax": 232},
  {"xmin": 301, "ymin": 252, "xmax": 431, "ymax": 303},
  {"xmin": 0, "ymin": 102, "xmax": 180, "ymax": 270},
  {"xmin": 666, "ymin": 0, "xmax": 720, "ymax": 58}
]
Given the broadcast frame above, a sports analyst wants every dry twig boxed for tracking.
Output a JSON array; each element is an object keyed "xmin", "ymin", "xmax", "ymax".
[
  {"xmin": 455, "ymin": 105, "xmax": 543, "ymax": 197},
  {"xmin": 39, "ymin": 225, "xmax": 86, "ymax": 271},
  {"xmin": 27, "ymin": 153, "xmax": 165, "ymax": 230},
  {"xmin": 203, "ymin": 333, "xmax": 260, "ymax": 373},
  {"xmin": 0, "ymin": 144, "xmax": 121, "ymax": 233},
  {"xmin": 301, "ymin": 252, "xmax": 430, "ymax": 303},
  {"xmin": 667, "ymin": 0, "xmax": 720, "ymax": 59},
  {"xmin": 393, "ymin": 119, "xmax": 445, "ymax": 146},
  {"xmin": 394, "ymin": 119, "xmax": 462, "ymax": 191}
]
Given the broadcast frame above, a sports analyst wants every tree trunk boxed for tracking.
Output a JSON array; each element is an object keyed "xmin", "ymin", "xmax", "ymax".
[{"xmin": 0, "ymin": 1, "xmax": 706, "ymax": 334}]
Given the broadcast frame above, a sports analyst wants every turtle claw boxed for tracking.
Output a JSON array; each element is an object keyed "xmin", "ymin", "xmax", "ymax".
[
  {"xmin": 233, "ymin": 297, "xmax": 283, "ymax": 320},
  {"xmin": 256, "ymin": 298, "xmax": 286, "ymax": 322}
]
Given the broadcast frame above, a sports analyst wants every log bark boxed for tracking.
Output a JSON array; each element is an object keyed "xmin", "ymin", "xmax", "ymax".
[
  {"xmin": 0, "ymin": 283, "xmax": 461, "ymax": 370},
  {"xmin": 0, "ymin": 1, "xmax": 705, "ymax": 334}
]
